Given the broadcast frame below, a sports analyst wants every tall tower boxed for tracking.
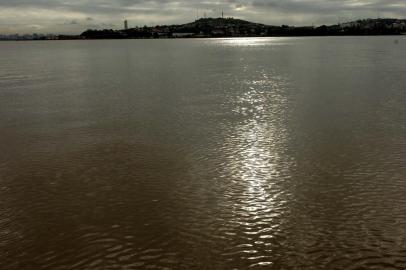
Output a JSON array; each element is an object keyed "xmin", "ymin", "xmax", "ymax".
[{"xmin": 124, "ymin": 20, "xmax": 128, "ymax": 30}]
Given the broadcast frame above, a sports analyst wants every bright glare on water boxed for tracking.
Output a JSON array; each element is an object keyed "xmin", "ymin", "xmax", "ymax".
[{"xmin": 1, "ymin": 37, "xmax": 406, "ymax": 269}]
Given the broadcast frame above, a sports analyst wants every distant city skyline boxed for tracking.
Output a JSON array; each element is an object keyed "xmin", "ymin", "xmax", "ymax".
[{"xmin": 1, "ymin": 0, "xmax": 406, "ymax": 34}]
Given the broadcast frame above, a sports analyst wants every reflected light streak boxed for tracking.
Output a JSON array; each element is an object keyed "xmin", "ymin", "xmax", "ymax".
[
  {"xmin": 210, "ymin": 37, "xmax": 293, "ymax": 47},
  {"xmin": 227, "ymin": 71, "xmax": 291, "ymax": 218}
]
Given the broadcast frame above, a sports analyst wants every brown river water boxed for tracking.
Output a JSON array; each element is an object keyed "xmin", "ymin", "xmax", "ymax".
[{"xmin": 1, "ymin": 37, "xmax": 406, "ymax": 269}]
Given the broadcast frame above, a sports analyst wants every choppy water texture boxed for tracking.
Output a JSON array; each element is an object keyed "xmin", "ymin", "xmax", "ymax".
[{"xmin": 1, "ymin": 37, "xmax": 406, "ymax": 269}]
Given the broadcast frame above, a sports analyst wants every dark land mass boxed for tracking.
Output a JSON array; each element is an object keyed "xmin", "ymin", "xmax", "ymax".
[
  {"xmin": 80, "ymin": 17, "xmax": 406, "ymax": 39},
  {"xmin": 1, "ymin": 17, "xmax": 406, "ymax": 40}
]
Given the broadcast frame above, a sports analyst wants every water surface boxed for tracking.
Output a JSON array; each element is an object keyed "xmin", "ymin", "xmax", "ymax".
[{"xmin": 1, "ymin": 37, "xmax": 406, "ymax": 269}]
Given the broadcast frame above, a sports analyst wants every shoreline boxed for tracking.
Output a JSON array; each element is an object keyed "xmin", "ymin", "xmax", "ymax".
[{"xmin": 1, "ymin": 34, "xmax": 405, "ymax": 42}]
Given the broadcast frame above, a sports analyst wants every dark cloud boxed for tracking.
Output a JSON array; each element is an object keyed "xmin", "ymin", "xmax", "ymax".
[{"xmin": 0, "ymin": 0, "xmax": 405, "ymax": 33}]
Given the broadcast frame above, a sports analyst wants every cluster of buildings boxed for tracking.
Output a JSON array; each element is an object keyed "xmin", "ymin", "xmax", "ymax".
[{"xmin": 340, "ymin": 19, "xmax": 406, "ymax": 31}]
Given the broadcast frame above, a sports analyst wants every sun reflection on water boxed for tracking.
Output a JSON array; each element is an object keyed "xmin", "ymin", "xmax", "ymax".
[
  {"xmin": 210, "ymin": 37, "xmax": 293, "ymax": 47},
  {"xmin": 218, "ymin": 68, "xmax": 294, "ymax": 267},
  {"xmin": 220, "ymin": 70, "xmax": 292, "ymax": 253}
]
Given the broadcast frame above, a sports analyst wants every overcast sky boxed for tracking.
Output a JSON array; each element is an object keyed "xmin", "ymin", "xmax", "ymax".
[{"xmin": 0, "ymin": 0, "xmax": 405, "ymax": 34}]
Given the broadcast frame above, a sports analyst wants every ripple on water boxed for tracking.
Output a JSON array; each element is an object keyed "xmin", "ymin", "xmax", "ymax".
[{"xmin": 1, "ymin": 37, "xmax": 406, "ymax": 269}]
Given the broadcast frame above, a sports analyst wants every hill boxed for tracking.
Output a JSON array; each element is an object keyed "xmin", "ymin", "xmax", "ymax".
[{"xmin": 80, "ymin": 17, "xmax": 406, "ymax": 39}]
